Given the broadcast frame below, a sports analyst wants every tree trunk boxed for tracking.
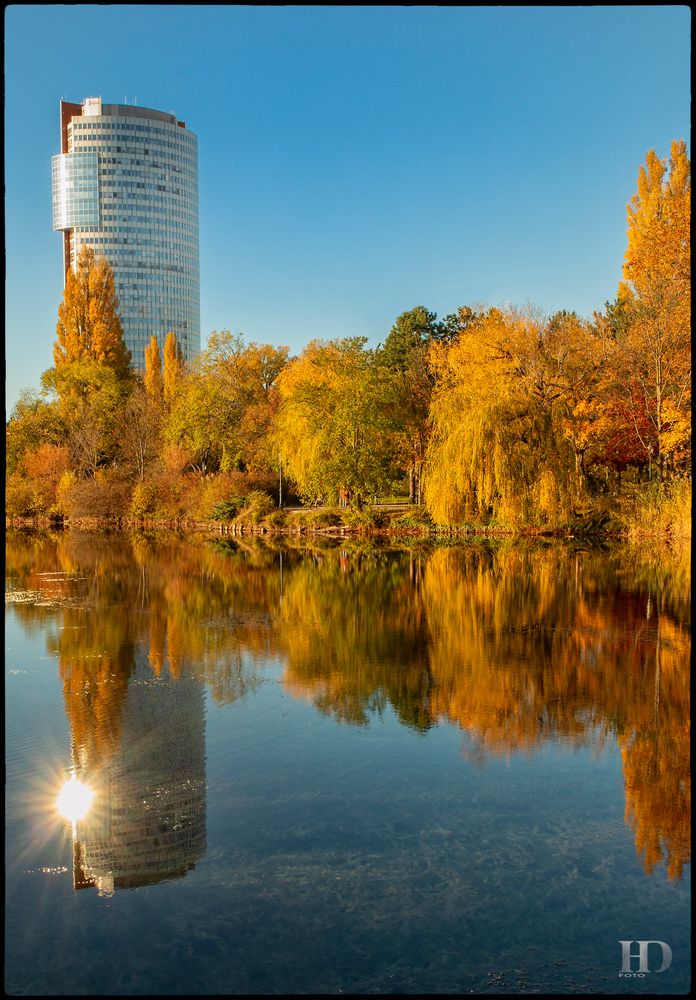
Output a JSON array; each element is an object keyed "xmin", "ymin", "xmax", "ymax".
[{"xmin": 575, "ymin": 450, "xmax": 585, "ymax": 501}]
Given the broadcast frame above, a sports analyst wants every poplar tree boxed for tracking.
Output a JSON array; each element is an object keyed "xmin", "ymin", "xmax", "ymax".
[
  {"xmin": 144, "ymin": 336, "xmax": 163, "ymax": 400},
  {"xmin": 162, "ymin": 331, "xmax": 184, "ymax": 406},
  {"xmin": 616, "ymin": 140, "xmax": 691, "ymax": 476},
  {"xmin": 53, "ymin": 245, "xmax": 131, "ymax": 380},
  {"xmin": 620, "ymin": 139, "xmax": 690, "ymax": 309}
]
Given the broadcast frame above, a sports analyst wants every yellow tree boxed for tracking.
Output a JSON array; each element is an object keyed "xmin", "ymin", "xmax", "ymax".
[
  {"xmin": 144, "ymin": 336, "xmax": 163, "ymax": 400},
  {"xmin": 46, "ymin": 248, "xmax": 133, "ymax": 479},
  {"xmin": 616, "ymin": 140, "xmax": 691, "ymax": 476},
  {"xmin": 543, "ymin": 310, "xmax": 613, "ymax": 497},
  {"xmin": 197, "ymin": 332, "xmax": 289, "ymax": 472},
  {"xmin": 163, "ymin": 331, "xmax": 185, "ymax": 407},
  {"xmin": 424, "ymin": 308, "xmax": 581, "ymax": 527},
  {"xmin": 53, "ymin": 245, "xmax": 131, "ymax": 380},
  {"xmin": 164, "ymin": 331, "xmax": 288, "ymax": 475},
  {"xmin": 621, "ymin": 140, "xmax": 690, "ymax": 309},
  {"xmin": 273, "ymin": 338, "xmax": 393, "ymax": 506}
]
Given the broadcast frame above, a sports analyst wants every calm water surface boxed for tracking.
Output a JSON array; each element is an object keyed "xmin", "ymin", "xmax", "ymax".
[{"xmin": 4, "ymin": 530, "xmax": 690, "ymax": 995}]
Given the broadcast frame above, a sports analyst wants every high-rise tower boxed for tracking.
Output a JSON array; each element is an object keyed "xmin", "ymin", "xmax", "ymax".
[{"xmin": 52, "ymin": 97, "xmax": 200, "ymax": 366}]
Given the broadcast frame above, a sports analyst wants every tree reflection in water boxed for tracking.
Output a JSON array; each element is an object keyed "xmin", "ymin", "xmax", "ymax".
[{"xmin": 6, "ymin": 530, "xmax": 690, "ymax": 882}]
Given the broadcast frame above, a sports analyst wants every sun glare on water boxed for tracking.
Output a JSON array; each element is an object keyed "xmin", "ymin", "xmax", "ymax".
[{"xmin": 56, "ymin": 776, "xmax": 94, "ymax": 823}]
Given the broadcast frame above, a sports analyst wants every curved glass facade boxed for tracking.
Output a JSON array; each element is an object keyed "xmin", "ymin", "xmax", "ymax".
[
  {"xmin": 53, "ymin": 98, "xmax": 200, "ymax": 367},
  {"xmin": 52, "ymin": 152, "xmax": 100, "ymax": 229}
]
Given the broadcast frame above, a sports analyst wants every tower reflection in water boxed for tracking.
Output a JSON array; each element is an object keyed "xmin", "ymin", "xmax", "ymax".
[{"xmin": 64, "ymin": 655, "xmax": 207, "ymax": 896}]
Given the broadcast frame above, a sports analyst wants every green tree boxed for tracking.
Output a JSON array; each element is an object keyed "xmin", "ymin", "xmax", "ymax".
[
  {"xmin": 274, "ymin": 337, "xmax": 393, "ymax": 507},
  {"xmin": 44, "ymin": 360, "xmax": 130, "ymax": 478},
  {"xmin": 165, "ymin": 332, "xmax": 288, "ymax": 475},
  {"xmin": 379, "ymin": 306, "xmax": 440, "ymax": 503},
  {"xmin": 6, "ymin": 389, "xmax": 64, "ymax": 476}
]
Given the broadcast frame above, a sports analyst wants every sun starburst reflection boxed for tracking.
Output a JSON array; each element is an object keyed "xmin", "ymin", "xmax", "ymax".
[{"xmin": 56, "ymin": 775, "xmax": 94, "ymax": 825}]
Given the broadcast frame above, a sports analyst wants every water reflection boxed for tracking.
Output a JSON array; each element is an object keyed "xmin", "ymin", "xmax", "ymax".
[
  {"xmin": 57, "ymin": 775, "xmax": 94, "ymax": 824},
  {"xmin": 68, "ymin": 658, "xmax": 207, "ymax": 895},
  {"xmin": 5, "ymin": 530, "xmax": 690, "ymax": 884}
]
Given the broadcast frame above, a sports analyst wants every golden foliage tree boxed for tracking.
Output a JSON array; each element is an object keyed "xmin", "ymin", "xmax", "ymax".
[
  {"xmin": 53, "ymin": 246, "xmax": 131, "ymax": 380},
  {"xmin": 273, "ymin": 338, "xmax": 393, "ymax": 506},
  {"xmin": 164, "ymin": 331, "xmax": 288, "ymax": 475},
  {"xmin": 423, "ymin": 308, "xmax": 605, "ymax": 527},
  {"xmin": 616, "ymin": 140, "xmax": 691, "ymax": 475},
  {"xmin": 621, "ymin": 140, "xmax": 690, "ymax": 308},
  {"xmin": 163, "ymin": 331, "xmax": 185, "ymax": 407},
  {"xmin": 144, "ymin": 336, "xmax": 163, "ymax": 400}
]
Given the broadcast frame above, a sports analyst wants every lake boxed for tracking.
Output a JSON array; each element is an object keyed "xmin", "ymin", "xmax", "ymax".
[{"xmin": 4, "ymin": 529, "xmax": 690, "ymax": 995}]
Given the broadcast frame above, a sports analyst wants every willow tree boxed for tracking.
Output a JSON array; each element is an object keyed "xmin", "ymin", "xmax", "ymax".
[
  {"xmin": 615, "ymin": 140, "xmax": 691, "ymax": 477},
  {"xmin": 423, "ymin": 308, "xmax": 583, "ymax": 528},
  {"xmin": 53, "ymin": 245, "xmax": 131, "ymax": 380},
  {"xmin": 273, "ymin": 337, "xmax": 393, "ymax": 507}
]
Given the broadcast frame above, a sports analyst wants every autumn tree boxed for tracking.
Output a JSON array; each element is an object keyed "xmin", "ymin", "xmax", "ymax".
[
  {"xmin": 120, "ymin": 383, "xmax": 165, "ymax": 482},
  {"xmin": 19, "ymin": 444, "xmax": 72, "ymax": 515},
  {"xmin": 614, "ymin": 140, "xmax": 691, "ymax": 477},
  {"xmin": 44, "ymin": 360, "xmax": 129, "ymax": 477},
  {"xmin": 144, "ymin": 335, "xmax": 163, "ymax": 401},
  {"xmin": 424, "ymin": 307, "xmax": 605, "ymax": 527},
  {"xmin": 165, "ymin": 332, "xmax": 288, "ymax": 475},
  {"xmin": 273, "ymin": 338, "xmax": 393, "ymax": 507},
  {"xmin": 163, "ymin": 331, "xmax": 185, "ymax": 407},
  {"xmin": 6, "ymin": 389, "xmax": 64, "ymax": 476},
  {"xmin": 53, "ymin": 245, "xmax": 131, "ymax": 380},
  {"xmin": 542, "ymin": 310, "xmax": 613, "ymax": 497},
  {"xmin": 5, "ymin": 391, "xmax": 69, "ymax": 515},
  {"xmin": 198, "ymin": 332, "xmax": 288, "ymax": 472},
  {"xmin": 40, "ymin": 248, "xmax": 134, "ymax": 483}
]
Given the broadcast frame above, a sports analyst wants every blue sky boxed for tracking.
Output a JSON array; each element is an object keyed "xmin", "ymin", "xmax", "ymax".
[{"xmin": 4, "ymin": 5, "xmax": 691, "ymax": 413}]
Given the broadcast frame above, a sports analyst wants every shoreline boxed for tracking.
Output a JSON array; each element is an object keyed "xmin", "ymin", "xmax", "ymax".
[{"xmin": 2, "ymin": 512, "xmax": 659, "ymax": 544}]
